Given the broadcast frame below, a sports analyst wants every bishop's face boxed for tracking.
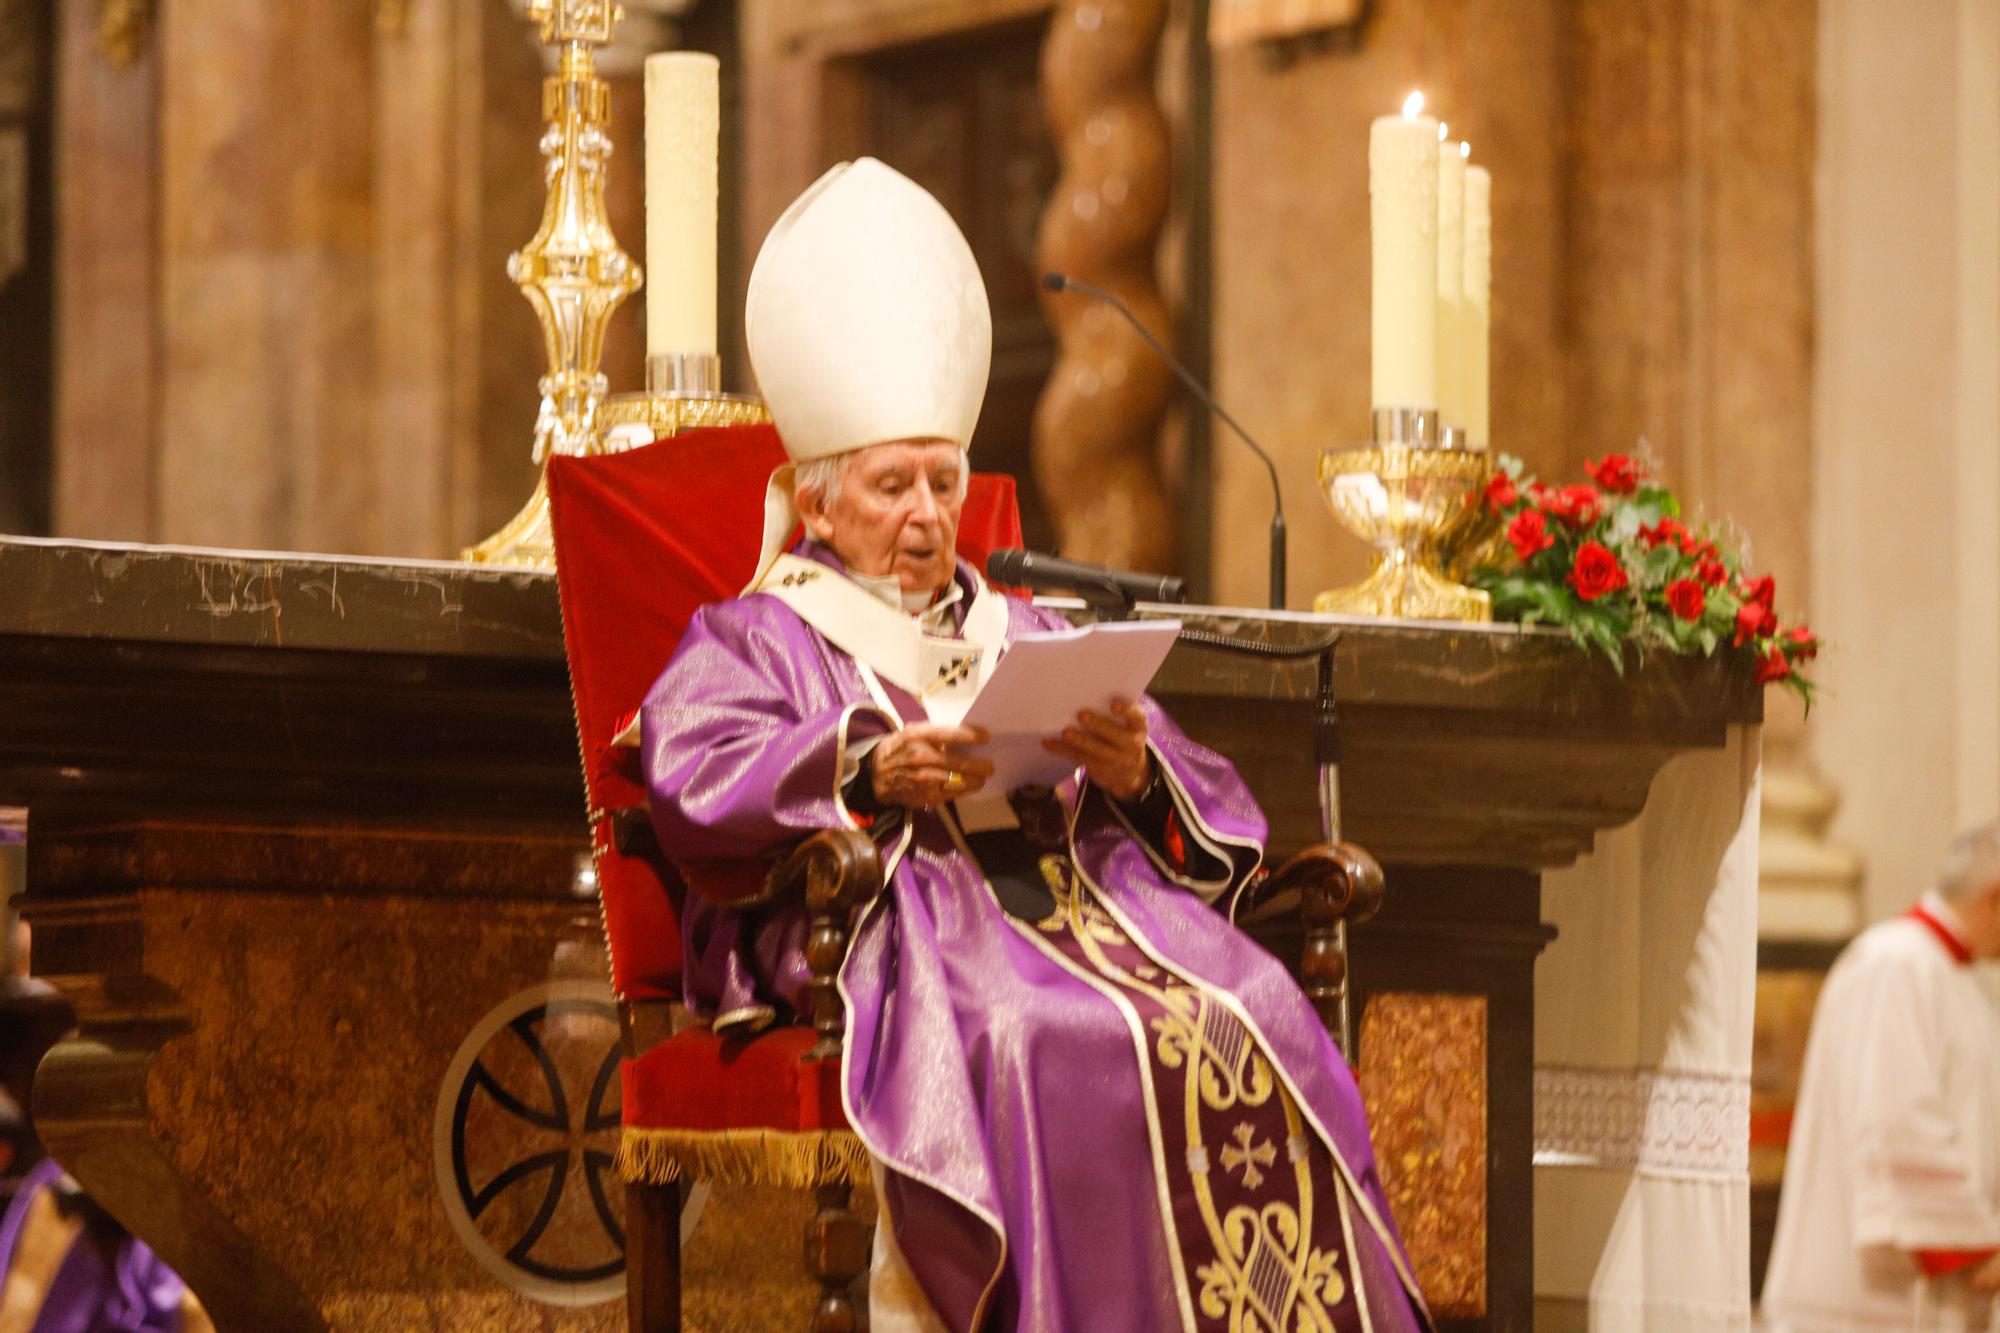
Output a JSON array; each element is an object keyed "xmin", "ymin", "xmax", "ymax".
[{"xmin": 801, "ymin": 440, "xmax": 966, "ymax": 596}]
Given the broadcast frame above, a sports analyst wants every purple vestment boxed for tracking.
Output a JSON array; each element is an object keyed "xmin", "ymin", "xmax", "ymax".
[
  {"xmin": 641, "ymin": 547, "xmax": 1431, "ymax": 1333},
  {"xmin": 0, "ymin": 1159, "xmax": 186, "ymax": 1333}
]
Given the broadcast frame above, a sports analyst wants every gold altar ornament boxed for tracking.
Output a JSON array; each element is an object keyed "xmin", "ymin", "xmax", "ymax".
[
  {"xmin": 1314, "ymin": 443, "xmax": 1493, "ymax": 623},
  {"xmin": 464, "ymin": 0, "xmax": 642, "ymax": 568}
]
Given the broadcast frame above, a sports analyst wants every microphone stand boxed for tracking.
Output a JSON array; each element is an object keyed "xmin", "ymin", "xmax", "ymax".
[
  {"xmin": 1171, "ymin": 624, "xmax": 1354, "ymax": 1057},
  {"xmin": 1043, "ymin": 273, "xmax": 1288, "ymax": 611}
]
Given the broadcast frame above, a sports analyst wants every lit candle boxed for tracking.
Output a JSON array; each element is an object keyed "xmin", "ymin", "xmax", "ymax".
[
  {"xmin": 1369, "ymin": 92, "xmax": 1440, "ymax": 416},
  {"xmin": 643, "ymin": 52, "xmax": 720, "ymax": 359},
  {"xmin": 1463, "ymin": 163, "xmax": 1492, "ymax": 448},
  {"xmin": 1436, "ymin": 133, "xmax": 1467, "ymax": 438}
]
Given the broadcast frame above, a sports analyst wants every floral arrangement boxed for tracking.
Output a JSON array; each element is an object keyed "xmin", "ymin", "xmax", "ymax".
[{"xmin": 1462, "ymin": 452, "xmax": 1817, "ymax": 702}]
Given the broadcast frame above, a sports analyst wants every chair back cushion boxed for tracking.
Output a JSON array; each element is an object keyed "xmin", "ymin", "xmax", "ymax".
[{"xmin": 547, "ymin": 422, "xmax": 1023, "ymax": 998}]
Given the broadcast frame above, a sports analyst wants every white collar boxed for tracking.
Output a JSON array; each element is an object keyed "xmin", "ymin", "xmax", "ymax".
[
  {"xmin": 849, "ymin": 567, "xmax": 964, "ymax": 630},
  {"xmin": 751, "ymin": 553, "xmax": 1007, "ymax": 723}
]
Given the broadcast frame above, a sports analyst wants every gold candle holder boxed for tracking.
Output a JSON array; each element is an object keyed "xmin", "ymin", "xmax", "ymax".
[
  {"xmin": 1312, "ymin": 409, "xmax": 1493, "ymax": 622},
  {"xmin": 597, "ymin": 354, "xmax": 769, "ymax": 451},
  {"xmin": 464, "ymin": 0, "xmax": 641, "ymax": 568}
]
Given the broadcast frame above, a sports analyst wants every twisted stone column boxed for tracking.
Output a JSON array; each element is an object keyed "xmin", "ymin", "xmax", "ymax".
[{"xmin": 1034, "ymin": 0, "xmax": 1175, "ymax": 572}]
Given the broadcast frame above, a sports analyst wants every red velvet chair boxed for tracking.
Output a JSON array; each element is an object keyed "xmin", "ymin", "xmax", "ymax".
[
  {"xmin": 547, "ymin": 422, "xmax": 1384, "ymax": 1333},
  {"xmin": 546, "ymin": 423, "xmax": 1026, "ymax": 1332}
]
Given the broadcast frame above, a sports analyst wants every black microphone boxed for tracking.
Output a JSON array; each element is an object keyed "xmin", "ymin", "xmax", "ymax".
[
  {"xmin": 1042, "ymin": 270, "xmax": 1287, "ymax": 610},
  {"xmin": 986, "ymin": 548, "xmax": 1187, "ymax": 611}
]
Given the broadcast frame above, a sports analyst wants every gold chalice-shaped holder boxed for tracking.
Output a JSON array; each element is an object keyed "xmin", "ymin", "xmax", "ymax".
[
  {"xmin": 598, "ymin": 353, "xmax": 769, "ymax": 452},
  {"xmin": 1313, "ymin": 411, "xmax": 1493, "ymax": 622}
]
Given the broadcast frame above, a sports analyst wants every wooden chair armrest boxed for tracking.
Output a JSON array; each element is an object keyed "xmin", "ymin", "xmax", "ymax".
[
  {"xmin": 1236, "ymin": 842, "xmax": 1384, "ymax": 925},
  {"xmin": 1271, "ymin": 842, "xmax": 1383, "ymax": 923},
  {"xmin": 1239, "ymin": 842, "xmax": 1383, "ymax": 1041},
  {"xmin": 771, "ymin": 829, "xmax": 883, "ymax": 1060},
  {"xmin": 602, "ymin": 813, "xmax": 882, "ymax": 1058},
  {"xmin": 766, "ymin": 827, "xmax": 885, "ymax": 916},
  {"xmin": 608, "ymin": 808, "xmax": 882, "ymax": 913}
]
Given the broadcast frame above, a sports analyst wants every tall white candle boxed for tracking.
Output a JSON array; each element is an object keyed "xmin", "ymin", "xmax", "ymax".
[
  {"xmin": 1463, "ymin": 163, "xmax": 1492, "ymax": 448},
  {"xmin": 643, "ymin": 52, "xmax": 720, "ymax": 359},
  {"xmin": 1436, "ymin": 134, "xmax": 1467, "ymax": 436},
  {"xmin": 1369, "ymin": 92, "xmax": 1440, "ymax": 413}
]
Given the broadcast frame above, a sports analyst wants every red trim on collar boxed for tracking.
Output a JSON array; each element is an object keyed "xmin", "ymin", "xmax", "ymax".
[
  {"xmin": 1917, "ymin": 1248, "xmax": 1995, "ymax": 1278},
  {"xmin": 1908, "ymin": 904, "xmax": 1974, "ymax": 966}
]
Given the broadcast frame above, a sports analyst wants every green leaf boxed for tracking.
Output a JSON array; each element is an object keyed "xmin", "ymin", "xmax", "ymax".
[{"xmin": 1639, "ymin": 544, "xmax": 1684, "ymax": 585}]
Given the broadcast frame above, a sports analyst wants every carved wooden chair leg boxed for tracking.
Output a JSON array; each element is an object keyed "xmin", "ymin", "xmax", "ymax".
[
  {"xmin": 774, "ymin": 829, "xmax": 884, "ymax": 1333},
  {"xmin": 805, "ymin": 1180, "xmax": 870, "ymax": 1333},
  {"xmin": 625, "ymin": 1178, "xmax": 682, "ymax": 1333}
]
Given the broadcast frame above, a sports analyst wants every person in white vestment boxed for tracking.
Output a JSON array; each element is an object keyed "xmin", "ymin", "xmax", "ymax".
[{"xmin": 1763, "ymin": 823, "xmax": 2000, "ymax": 1331}]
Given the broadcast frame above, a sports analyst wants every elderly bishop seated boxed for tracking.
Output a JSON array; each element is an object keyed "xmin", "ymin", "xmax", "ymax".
[{"xmin": 640, "ymin": 158, "xmax": 1430, "ymax": 1333}]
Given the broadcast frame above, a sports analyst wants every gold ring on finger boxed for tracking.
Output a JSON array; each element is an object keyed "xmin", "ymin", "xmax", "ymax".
[{"xmin": 942, "ymin": 770, "xmax": 966, "ymax": 795}]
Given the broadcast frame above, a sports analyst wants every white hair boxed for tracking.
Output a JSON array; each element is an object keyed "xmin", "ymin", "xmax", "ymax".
[
  {"xmin": 792, "ymin": 443, "xmax": 969, "ymax": 513},
  {"xmin": 1937, "ymin": 821, "xmax": 2000, "ymax": 901},
  {"xmin": 794, "ymin": 453, "xmax": 852, "ymax": 509}
]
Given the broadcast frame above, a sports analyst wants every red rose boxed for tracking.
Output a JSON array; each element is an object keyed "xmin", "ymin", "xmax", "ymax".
[
  {"xmin": 1586, "ymin": 454, "xmax": 1642, "ymax": 494},
  {"xmin": 1755, "ymin": 647, "xmax": 1792, "ymax": 684},
  {"xmin": 1545, "ymin": 484, "xmax": 1604, "ymax": 529},
  {"xmin": 1665, "ymin": 578, "xmax": 1706, "ymax": 622},
  {"xmin": 1785, "ymin": 626, "xmax": 1819, "ymax": 661},
  {"xmin": 1507, "ymin": 509, "xmax": 1555, "ymax": 561},
  {"xmin": 1740, "ymin": 574, "xmax": 1775, "ymax": 608},
  {"xmin": 1734, "ymin": 601, "xmax": 1778, "ymax": 646},
  {"xmin": 1484, "ymin": 473, "xmax": 1519, "ymax": 513},
  {"xmin": 1641, "ymin": 517, "xmax": 1688, "ymax": 550},
  {"xmin": 1696, "ymin": 557, "xmax": 1728, "ymax": 588},
  {"xmin": 1567, "ymin": 541, "xmax": 1630, "ymax": 601}
]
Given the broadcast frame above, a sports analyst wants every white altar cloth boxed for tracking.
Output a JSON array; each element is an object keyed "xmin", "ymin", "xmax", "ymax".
[{"xmin": 1532, "ymin": 724, "xmax": 1762, "ymax": 1330}]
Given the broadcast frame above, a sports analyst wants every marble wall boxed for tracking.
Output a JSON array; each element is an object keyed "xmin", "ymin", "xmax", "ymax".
[
  {"xmin": 1813, "ymin": 0, "xmax": 2000, "ymax": 921},
  {"xmin": 50, "ymin": 0, "xmax": 648, "ymax": 559}
]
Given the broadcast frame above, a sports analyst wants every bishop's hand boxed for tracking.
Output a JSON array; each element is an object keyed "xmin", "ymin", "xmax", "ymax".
[
  {"xmin": 1043, "ymin": 698, "xmax": 1153, "ymax": 802},
  {"xmin": 871, "ymin": 722, "xmax": 993, "ymax": 809}
]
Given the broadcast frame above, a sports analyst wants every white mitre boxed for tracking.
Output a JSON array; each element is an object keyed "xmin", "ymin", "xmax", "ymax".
[{"xmin": 743, "ymin": 157, "xmax": 992, "ymax": 588}]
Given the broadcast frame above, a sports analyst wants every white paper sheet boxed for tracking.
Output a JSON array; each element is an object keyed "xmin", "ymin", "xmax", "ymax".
[{"xmin": 956, "ymin": 618, "xmax": 1182, "ymax": 794}]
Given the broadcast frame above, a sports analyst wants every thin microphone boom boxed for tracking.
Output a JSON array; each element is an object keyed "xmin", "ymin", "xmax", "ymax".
[{"xmin": 1042, "ymin": 270, "xmax": 1287, "ymax": 610}]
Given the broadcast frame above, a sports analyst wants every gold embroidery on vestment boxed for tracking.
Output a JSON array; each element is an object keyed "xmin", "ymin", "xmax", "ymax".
[
  {"xmin": 1034, "ymin": 854, "xmax": 1128, "ymax": 945},
  {"xmin": 1221, "ymin": 1123, "xmax": 1276, "ymax": 1190},
  {"xmin": 1036, "ymin": 856, "xmax": 1357, "ymax": 1331}
]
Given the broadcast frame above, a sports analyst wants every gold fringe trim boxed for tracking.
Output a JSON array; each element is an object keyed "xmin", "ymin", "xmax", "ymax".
[{"xmin": 616, "ymin": 1127, "xmax": 872, "ymax": 1189}]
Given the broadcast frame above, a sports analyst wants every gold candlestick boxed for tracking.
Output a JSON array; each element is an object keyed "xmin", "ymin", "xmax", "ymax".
[{"xmin": 464, "ymin": 0, "xmax": 642, "ymax": 568}]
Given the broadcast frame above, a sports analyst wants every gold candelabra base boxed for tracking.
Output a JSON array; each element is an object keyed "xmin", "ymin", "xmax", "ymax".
[
  {"xmin": 461, "ymin": 388, "xmax": 771, "ymax": 569},
  {"xmin": 463, "ymin": 471, "xmax": 563, "ymax": 569},
  {"xmin": 1312, "ymin": 441, "xmax": 1493, "ymax": 623}
]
